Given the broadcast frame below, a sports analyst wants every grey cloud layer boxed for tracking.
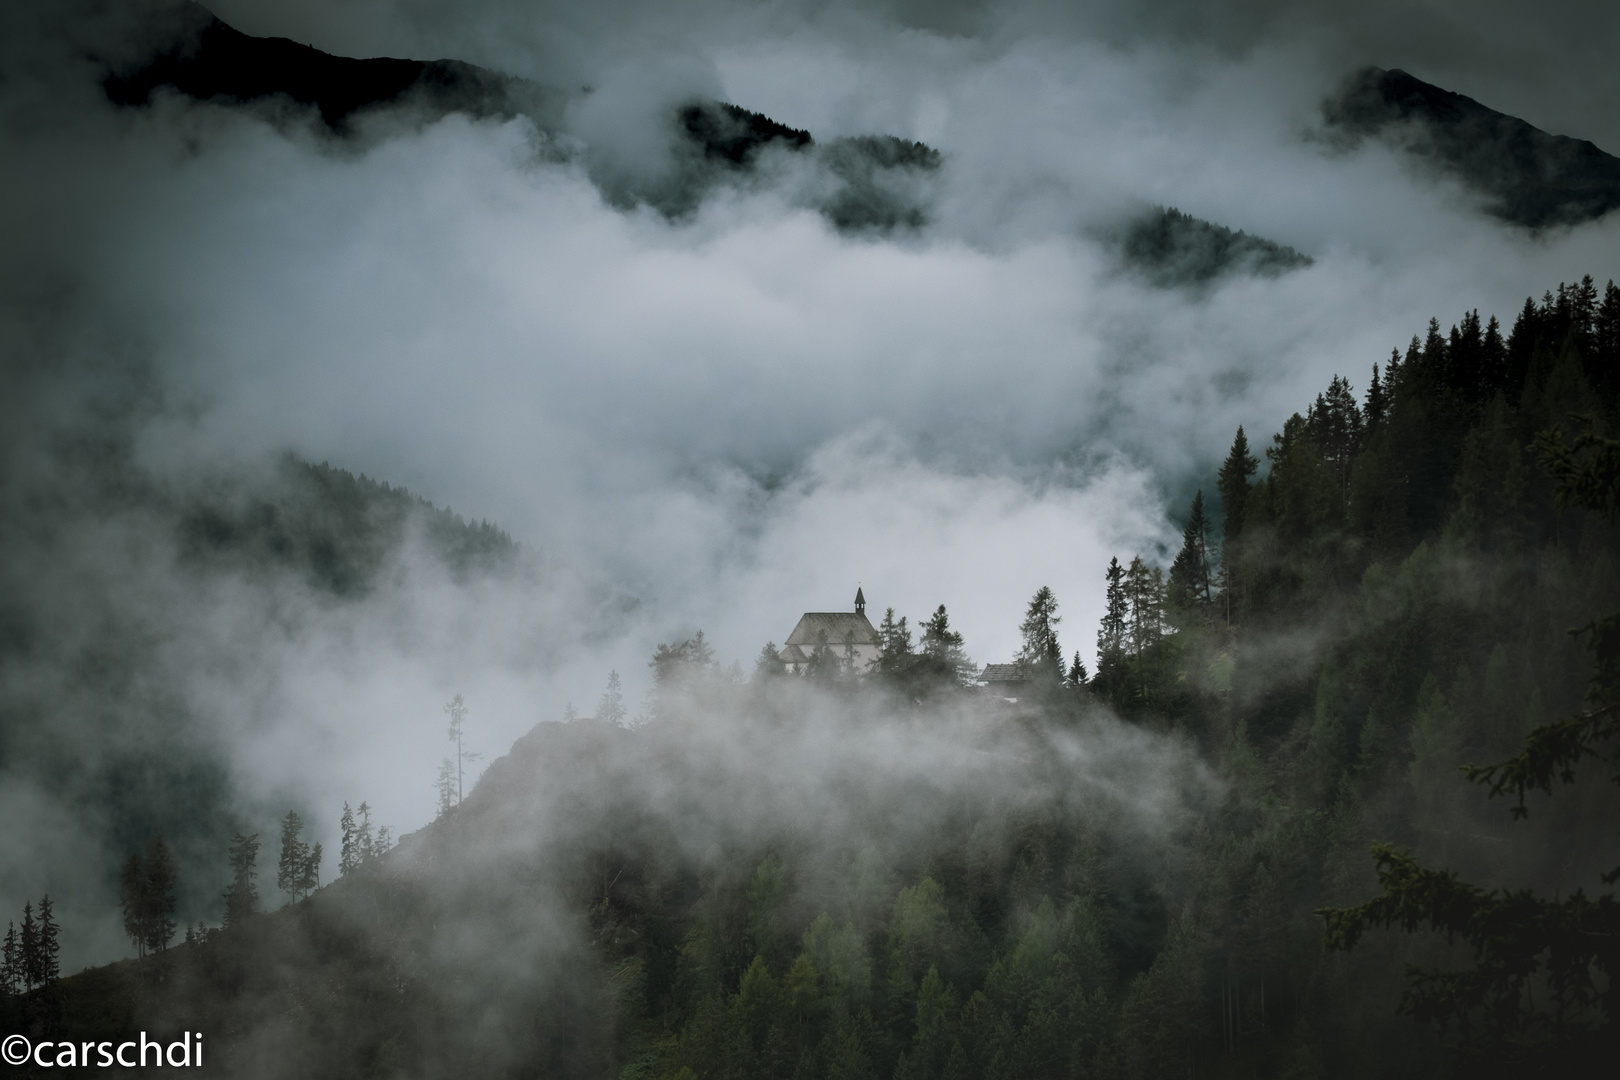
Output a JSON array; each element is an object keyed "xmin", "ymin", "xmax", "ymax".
[{"xmin": 1, "ymin": 0, "xmax": 1617, "ymax": 970}]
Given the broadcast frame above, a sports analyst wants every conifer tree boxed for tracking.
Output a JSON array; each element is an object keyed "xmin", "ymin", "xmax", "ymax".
[
  {"xmin": 1422, "ymin": 316, "xmax": 1447, "ymax": 382},
  {"xmin": 224, "ymin": 832, "xmax": 259, "ymax": 929},
  {"xmin": 877, "ymin": 608, "xmax": 914, "ymax": 664},
  {"xmin": 1168, "ymin": 490, "xmax": 1213, "ymax": 612},
  {"xmin": 339, "ymin": 802, "xmax": 360, "ymax": 876},
  {"xmin": 1216, "ymin": 427, "xmax": 1258, "ymax": 619},
  {"xmin": 1096, "ymin": 557, "xmax": 1128, "ymax": 696},
  {"xmin": 1572, "ymin": 274, "xmax": 1598, "ymax": 350},
  {"xmin": 650, "ymin": 633, "xmax": 718, "ymax": 688},
  {"xmin": 805, "ymin": 628, "xmax": 843, "ymax": 681},
  {"xmin": 1365, "ymin": 361, "xmax": 1387, "ymax": 433},
  {"xmin": 686, "ymin": 630, "xmax": 716, "ymax": 669},
  {"xmin": 36, "ymin": 896, "xmax": 59, "ymax": 985},
  {"xmin": 753, "ymin": 641, "xmax": 784, "ymax": 680},
  {"xmin": 277, "ymin": 812, "xmax": 312, "ymax": 902},
  {"xmin": 301, "ymin": 843, "xmax": 322, "ymax": 897},
  {"xmin": 1124, "ymin": 557, "xmax": 1164, "ymax": 700},
  {"xmin": 436, "ymin": 759, "xmax": 457, "ymax": 818},
  {"xmin": 1067, "ymin": 652, "xmax": 1089, "ymax": 687},
  {"xmin": 19, "ymin": 902, "xmax": 37, "ymax": 991},
  {"xmin": 444, "ymin": 694, "xmax": 480, "ymax": 804},
  {"xmin": 1, "ymin": 922, "xmax": 18, "ymax": 996},
  {"xmin": 1506, "ymin": 296, "xmax": 1539, "ymax": 393},
  {"xmin": 1482, "ymin": 315, "xmax": 1507, "ymax": 398},
  {"xmin": 597, "ymin": 671, "xmax": 627, "ymax": 726},
  {"xmin": 142, "ymin": 837, "xmax": 177, "ymax": 952},
  {"xmin": 1016, "ymin": 586, "xmax": 1063, "ymax": 680},
  {"xmin": 1599, "ymin": 280, "xmax": 1620, "ymax": 363},
  {"xmin": 1306, "ymin": 375, "xmax": 1363, "ymax": 503},
  {"xmin": 920, "ymin": 605, "xmax": 972, "ymax": 682},
  {"xmin": 354, "ymin": 802, "xmax": 374, "ymax": 865},
  {"xmin": 840, "ymin": 628, "xmax": 860, "ymax": 673},
  {"xmin": 118, "ymin": 853, "xmax": 150, "ymax": 957}
]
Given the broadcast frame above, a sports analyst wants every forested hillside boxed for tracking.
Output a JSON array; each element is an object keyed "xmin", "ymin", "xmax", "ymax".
[
  {"xmin": 0, "ymin": 444, "xmax": 524, "ymax": 983},
  {"xmin": 8, "ymin": 277, "xmax": 1618, "ymax": 1079}
]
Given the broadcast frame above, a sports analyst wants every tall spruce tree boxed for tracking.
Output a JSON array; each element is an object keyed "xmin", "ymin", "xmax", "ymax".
[
  {"xmin": 1096, "ymin": 557, "xmax": 1128, "ymax": 698},
  {"xmin": 302, "ymin": 843, "xmax": 322, "ymax": 897},
  {"xmin": 19, "ymin": 902, "xmax": 37, "ymax": 991},
  {"xmin": 277, "ymin": 812, "xmax": 312, "ymax": 903},
  {"xmin": 436, "ymin": 760, "xmax": 457, "ymax": 818},
  {"xmin": 1168, "ymin": 490, "xmax": 1213, "ymax": 613},
  {"xmin": 339, "ymin": 802, "xmax": 359, "ymax": 875},
  {"xmin": 353, "ymin": 803, "xmax": 375, "ymax": 867},
  {"xmin": 1600, "ymin": 280, "xmax": 1620, "ymax": 357},
  {"xmin": 0, "ymin": 922, "xmax": 18, "ymax": 996},
  {"xmin": 877, "ymin": 608, "xmax": 913, "ymax": 662},
  {"xmin": 1216, "ymin": 426, "xmax": 1258, "ymax": 621},
  {"xmin": 223, "ymin": 832, "xmax": 260, "ymax": 929},
  {"xmin": 753, "ymin": 641, "xmax": 785, "ymax": 680},
  {"xmin": 1016, "ymin": 586, "xmax": 1063, "ymax": 681},
  {"xmin": 1365, "ymin": 360, "xmax": 1389, "ymax": 433},
  {"xmin": 143, "ymin": 837, "xmax": 177, "ymax": 952},
  {"xmin": 445, "ymin": 694, "xmax": 481, "ymax": 804},
  {"xmin": 1067, "ymin": 651, "xmax": 1089, "ymax": 687},
  {"xmin": 35, "ymin": 896, "xmax": 59, "ymax": 985},
  {"xmin": 1307, "ymin": 375, "xmax": 1363, "ymax": 504},
  {"xmin": 1124, "ymin": 556, "xmax": 1164, "ymax": 701},
  {"xmin": 920, "ymin": 605, "xmax": 972, "ymax": 682},
  {"xmin": 118, "ymin": 853, "xmax": 150, "ymax": 957},
  {"xmin": 597, "ymin": 671, "xmax": 627, "ymax": 725}
]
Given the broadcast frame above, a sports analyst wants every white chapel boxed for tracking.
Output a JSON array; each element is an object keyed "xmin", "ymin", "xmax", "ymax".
[{"xmin": 778, "ymin": 587, "xmax": 882, "ymax": 674}]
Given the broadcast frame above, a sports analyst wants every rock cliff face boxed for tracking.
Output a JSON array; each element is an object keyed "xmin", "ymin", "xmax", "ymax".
[{"xmin": 1324, "ymin": 66, "xmax": 1620, "ymax": 230}]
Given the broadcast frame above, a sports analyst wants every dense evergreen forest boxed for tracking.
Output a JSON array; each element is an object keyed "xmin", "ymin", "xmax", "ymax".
[{"xmin": 5, "ymin": 277, "xmax": 1619, "ymax": 1078}]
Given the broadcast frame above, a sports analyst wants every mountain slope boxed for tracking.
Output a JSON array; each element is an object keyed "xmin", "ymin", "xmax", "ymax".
[
  {"xmin": 1324, "ymin": 66, "xmax": 1620, "ymax": 229},
  {"xmin": 102, "ymin": 3, "xmax": 941, "ymax": 234},
  {"xmin": 102, "ymin": 2, "xmax": 556, "ymax": 130},
  {"xmin": 1118, "ymin": 206, "xmax": 1312, "ymax": 287},
  {"xmin": 0, "ymin": 446, "xmax": 528, "ymax": 971},
  {"xmin": 100, "ymin": 3, "xmax": 1306, "ymax": 265}
]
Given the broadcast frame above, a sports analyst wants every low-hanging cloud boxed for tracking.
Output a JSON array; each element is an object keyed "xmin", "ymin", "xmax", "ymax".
[{"xmin": 1, "ymin": 0, "xmax": 1617, "ymax": 971}]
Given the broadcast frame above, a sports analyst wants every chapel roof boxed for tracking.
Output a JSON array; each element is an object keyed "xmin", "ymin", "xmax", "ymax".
[{"xmin": 783, "ymin": 611, "xmax": 880, "ymax": 648}]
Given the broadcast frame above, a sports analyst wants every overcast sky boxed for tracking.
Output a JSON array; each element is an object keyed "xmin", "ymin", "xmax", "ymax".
[{"xmin": 3, "ymin": 0, "xmax": 1618, "ymax": 964}]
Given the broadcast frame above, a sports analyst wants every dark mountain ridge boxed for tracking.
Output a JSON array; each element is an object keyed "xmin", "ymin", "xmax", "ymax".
[
  {"xmin": 101, "ymin": 3, "xmax": 1307, "ymax": 266},
  {"xmin": 1324, "ymin": 66, "xmax": 1620, "ymax": 230},
  {"xmin": 101, "ymin": 2, "xmax": 554, "ymax": 131},
  {"xmin": 101, "ymin": 3, "xmax": 941, "ymax": 234}
]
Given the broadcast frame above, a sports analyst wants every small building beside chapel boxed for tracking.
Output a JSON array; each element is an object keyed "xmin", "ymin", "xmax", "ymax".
[{"xmin": 780, "ymin": 587, "xmax": 882, "ymax": 674}]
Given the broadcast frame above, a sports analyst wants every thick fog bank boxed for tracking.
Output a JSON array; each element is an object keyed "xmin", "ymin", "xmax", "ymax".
[{"xmin": 1, "ymin": 0, "xmax": 1617, "ymax": 971}]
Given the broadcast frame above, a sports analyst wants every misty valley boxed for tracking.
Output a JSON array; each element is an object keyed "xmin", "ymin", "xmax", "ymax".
[
  {"xmin": 6, "ymin": 279, "xmax": 1620, "ymax": 1078},
  {"xmin": 5, "ymin": 1, "xmax": 1620, "ymax": 1079}
]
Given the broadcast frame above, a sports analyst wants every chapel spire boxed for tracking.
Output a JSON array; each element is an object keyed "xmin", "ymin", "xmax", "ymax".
[{"xmin": 854, "ymin": 585, "xmax": 866, "ymax": 616}]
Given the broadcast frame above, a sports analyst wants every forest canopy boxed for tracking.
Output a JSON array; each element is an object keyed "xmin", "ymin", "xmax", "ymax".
[{"xmin": 8, "ymin": 276, "xmax": 1620, "ymax": 1080}]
